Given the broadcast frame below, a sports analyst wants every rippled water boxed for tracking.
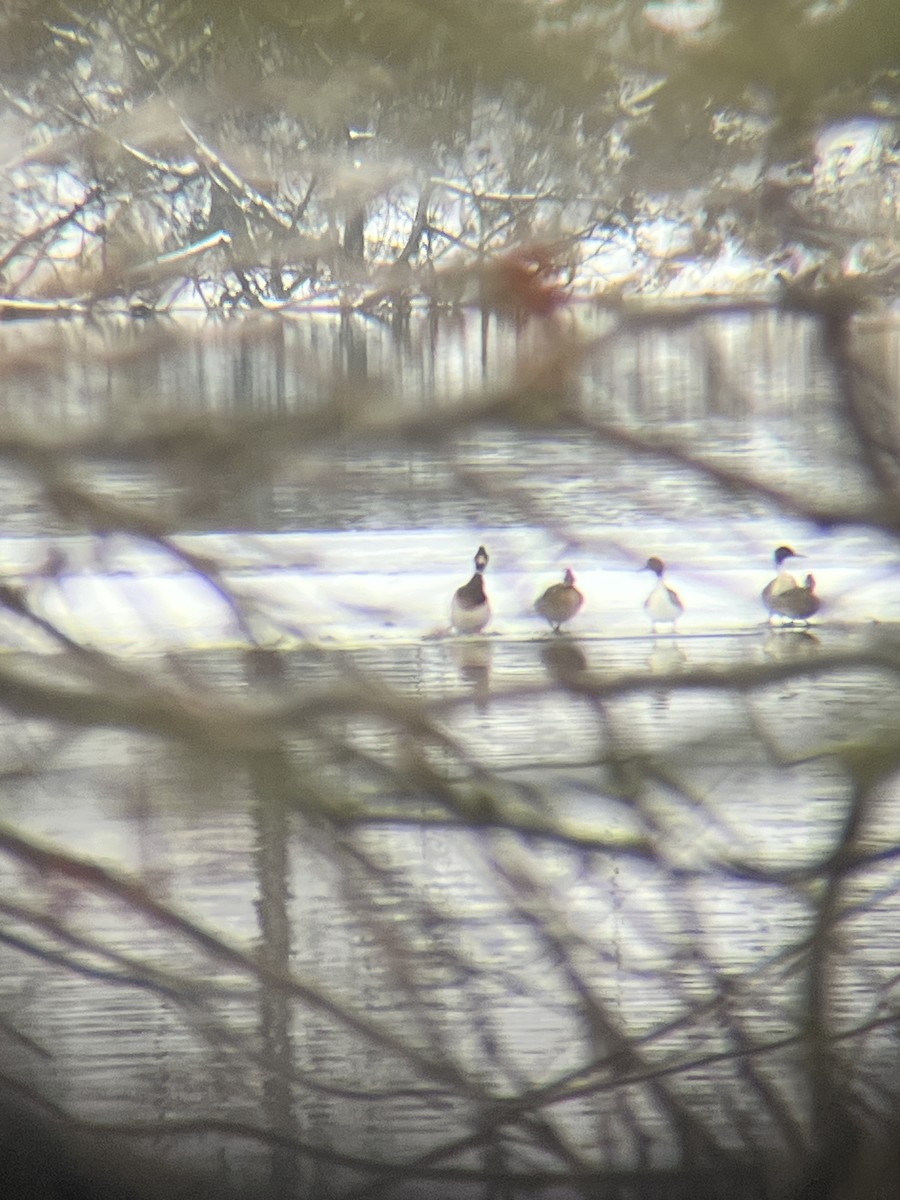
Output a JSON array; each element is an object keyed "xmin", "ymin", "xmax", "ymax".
[{"xmin": 1, "ymin": 309, "xmax": 900, "ymax": 1195}]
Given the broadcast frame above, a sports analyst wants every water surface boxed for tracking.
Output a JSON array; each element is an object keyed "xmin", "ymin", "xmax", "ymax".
[{"xmin": 0, "ymin": 308, "xmax": 899, "ymax": 1195}]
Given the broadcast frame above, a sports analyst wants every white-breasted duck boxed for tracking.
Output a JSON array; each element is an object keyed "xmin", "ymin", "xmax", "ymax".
[
  {"xmin": 535, "ymin": 568, "xmax": 584, "ymax": 633},
  {"xmin": 451, "ymin": 545, "xmax": 491, "ymax": 634},
  {"xmin": 642, "ymin": 556, "xmax": 684, "ymax": 631}
]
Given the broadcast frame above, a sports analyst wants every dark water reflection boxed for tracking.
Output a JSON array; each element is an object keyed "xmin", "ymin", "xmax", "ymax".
[
  {"xmin": 0, "ymin": 307, "xmax": 888, "ymax": 539},
  {"xmin": 1, "ymin": 309, "xmax": 900, "ymax": 1194}
]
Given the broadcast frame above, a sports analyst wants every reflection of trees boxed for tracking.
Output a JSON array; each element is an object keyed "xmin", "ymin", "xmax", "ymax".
[{"xmin": 2, "ymin": 1, "xmax": 899, "ymax": 310}]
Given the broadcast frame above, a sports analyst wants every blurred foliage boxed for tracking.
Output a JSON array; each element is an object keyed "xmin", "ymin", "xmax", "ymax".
[{"xmin": 0, "ymin": 0, "xmax": 897, "ymax": 309}]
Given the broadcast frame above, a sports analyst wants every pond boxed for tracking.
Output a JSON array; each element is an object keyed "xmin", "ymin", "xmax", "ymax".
[{"xmin": 1, "ymin": 306, "xmax": 899, "ymax": 1197}]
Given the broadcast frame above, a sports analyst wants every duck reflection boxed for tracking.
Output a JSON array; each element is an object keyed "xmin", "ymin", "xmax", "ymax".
[
  {"xmin": 763, "ymin": 627, "xmax": 821, "ymax": 660},
  {"xmin": 449, "ymin": 638, "xmax": 493, "ymax": 708},
  {"xmin": 647, "ymin": 637, "xmax": 688, "ymax": 675},
  {"xmin": 541, "ymin": 638, "xmax": 588, "ymax": 688},
  {"xmin": 646, "ymin": 638, "xmax": 688, "ymax": 714},
  {"xmin": 244, "ymin": 645, "xmax": 287, "ymax": 686}
]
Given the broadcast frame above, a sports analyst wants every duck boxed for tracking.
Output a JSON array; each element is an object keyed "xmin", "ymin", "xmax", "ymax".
[
  {"xmin": 450, "ymin": 545, "xmax": 491, "ymax": 633},
  {"xmin": 535, "ymin": 568, "xmax": 584, "ymax": 632},
  {"xmin": 642, "ymin": 556, "xmax": 684, "ymax": 631},
  {"xmin": 767, "ymin": 573, "xmax": 821, "ymax": 624},
  {"xmin": 762, "ymin": 545, "xmax": 803, "ymax": 620}
]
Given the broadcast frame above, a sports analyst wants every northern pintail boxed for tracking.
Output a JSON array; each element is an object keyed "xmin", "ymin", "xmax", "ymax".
[
  {"xmin": 535, "ymin": 568, "xmax": 584, "ymax": 633},
  {"xmin": 642, "ymin": 557, "xmax": 684, "ymax": 631},
  {"xmin": 451, "ymin": 545, "xmax": 491, "ymax": 633}
]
